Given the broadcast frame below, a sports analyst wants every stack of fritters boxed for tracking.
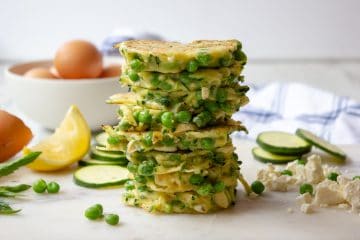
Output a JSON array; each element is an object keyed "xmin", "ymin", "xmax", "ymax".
[{"xmin": 103, "ymin": 40, "xmax": 249, "ymax": 213}]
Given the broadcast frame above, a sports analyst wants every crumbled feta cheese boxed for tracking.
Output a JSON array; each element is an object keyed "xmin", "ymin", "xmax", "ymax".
[
  {"xmin": 343, "ymin": 179, "xmax": 360, "ymax": 212},
  {"xmin": 296, "ymin": 192, "xmax": 312, "ymax": 205},
  {"xmin": 314, "ymin": 179, "xmax": 345, "ymax": 206},
  {"xmin": 337, "ymin": 175, "xmax": 351, "ymax": 187},
  {"xmin": 322, "ymin": 164, "xmax": 340, "ymax": 177},
  {"xmin": 300, "ymin": 203, "xmax": 314, "ymax": 214},
  {"xmin": 304, "ymin": 155, "xmax": 324, "ymax": 184},
  {"xmin": 257, "ymin": 164, "xmax": 296, "ymax": 192},
  {"xmin": 286, "ymin": 161, "xmax": 306, "ymax": 184}
]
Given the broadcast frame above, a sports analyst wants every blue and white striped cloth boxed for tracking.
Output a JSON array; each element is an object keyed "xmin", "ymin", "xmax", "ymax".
[{"xmin": 233, "ymin": 82, "xmax": 360, "ymax": 144}]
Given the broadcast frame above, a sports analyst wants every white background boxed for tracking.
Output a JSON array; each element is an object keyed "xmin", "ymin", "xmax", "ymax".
[{"xmin": 1, "ymin": 0, "xmax": 360, "ymax": 61}]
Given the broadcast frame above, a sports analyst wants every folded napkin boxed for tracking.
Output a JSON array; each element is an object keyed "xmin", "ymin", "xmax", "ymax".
[{"xmin": 233, "ymin": 82, "xmax": 360, "ymax": 144}]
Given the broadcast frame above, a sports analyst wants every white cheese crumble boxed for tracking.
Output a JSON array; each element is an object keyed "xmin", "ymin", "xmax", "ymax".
[
  {"xmin": 313, "ymin": 179, "xmax": 345, "ymax": 206},
  {"xmin": 257, "ymin": 164, "xmax": 296, "ymax": 192},
  {"xmin": 300, "ymin": 203, "xmax": 314, "ymax": 214},
  {"xmin": 296, "ymin": 192, "xmax": 312, "ymax": 205},
  {"xmin": 304, "ymin": 155, "xmax": 324, "ymax": 184},
  {"xmin": 256, "ymin": 154, "xmax": 360, "ymax": 215},
  {"xmin": 342, "ymin": 179, "xmax": 360, "ymax": 212}
]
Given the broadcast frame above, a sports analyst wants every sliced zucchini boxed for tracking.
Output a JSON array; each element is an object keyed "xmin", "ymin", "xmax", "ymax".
[
  {"xmin": 95, "ymin": 146, "xmax": 124, "ymax": 154},
  {"xmin": 252, "ymin": 147, "xmax": 301, "ymax": 164},
  {"xmin": 256, "ymin": 131, "xmax": 311, "ymax": 155},
  {"xmin": 95, "ymin": 132, "xmax": 108, "ymax": 147},
  {"xmin": 73, "ymin": 165, "xmax": 129, "ymax": 188},
  {"xmin": 78, "ymin": 159, "xmax": 127, "ymax": 167},
  {"xmin": 0, "ymin": 152, "xmax": 41, "ymax": 177},
  {"xmin": 90, "ymin": 146, "xmax": 127, "ymax": 162},
  {"xmin": 296, "ymin": 128, "xmax": 346, "ymax": 160}
]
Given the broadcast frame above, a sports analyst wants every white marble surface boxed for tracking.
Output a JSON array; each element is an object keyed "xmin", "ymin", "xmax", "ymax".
[{"xmin": 0, "ymin": 139, "xmax": 359, "ymax": 240}]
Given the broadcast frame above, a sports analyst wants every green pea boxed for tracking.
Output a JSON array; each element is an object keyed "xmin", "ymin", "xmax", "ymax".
[
  {"xmin": 200, "ymin": 138, "xmax": 215, "ymax": 150},
  {"xmin": 180, "ymin": 138, "xmax": 191, "ymax": 149},
  {"xmin": 175, "ymin": 111, "xmax": 192, "ymax": 123},
  {"xmin": 93, "ymin": 204, "xmax": 103, "ymax": 215},
  {"xmin": 150, "ymin": 74, "xmax": 161, "ymax": 87},
  {"xmin": 186, "ymin": 60, "xmax": 199, "ymax": 72},
  {"xmin": 107, "ymin": 135, "xmax": 121, "ymax": 145},
  {"xmin": 118, "ymin": 121, "xmax": 130, "ymax": 130},
  {"xmin": 143, "ymin": 131, "xmax": 153, "ymax": 146},
  {"xmin": 47, "ymin": 182, "xmax": 60, "ymax": 194},
  {"xmin": 251, "ymin": 180, "xmax": 265, "ymax": 195},
  {"xmin": 32, "ymin": 179, "xmax": 47, "ymax": 193},
  {"xmin": 297, "ymin": 159, "xmax": 306, "ymax": 165},
  {"xmin": 138, "ymin": 110, "xmax": 152, "ymax": 124},
  {"xmin": 204, "ymin": 101, "xmax": 219, "ymax": 113},
  {"xmin": 128, "ymin": 70, "xmax": 140, "ymax": 81},
  {"xmin": 216, "ymin": 88, "xmax": 228, "ymax": 103},
  {"xmin": 105, "ymin": 214, "xmax": 119, "ymax": 226},
  {"xmin": 127, "ymin": 162, "xmax": 138, "ymax": 174},
  {"xmin": 137, "ymin": 185, "xmax": 148, "ymax": 192},
  {"xmin": 299, "ymin": 183, "xmax": 313, "ymax": 195},
  {"xmin": 164, "ymin": 204, "xmax": 173, "ymax": 213},
  {"xmin": 135, "ymin": 175, "xmax": 146, "ymax": 184},
  {"xmin": 124, "ymin": 180, "xmax": 135, "ymax": 190},
  {"xmin": 133, "ymin": 111, "xmax": 140, "ymax": 122},
  {"xmin": 130, "ymin": 59, "xmax": 144, "ymax": 72},
  {"xmin": 84, "ymin": 205, "xmax": 102, "ymax": 220},
  {"xmin": 327, "ymin": 172, "xmax": 339, "ymax": 181},
  {"xmin": 193, "ymin": 111, "xmax": 212, "ymax": 128},
  {"xmin": 234, "ymin": 50, "xmax": 247, "ymax": 63},
  {"xmin": 197, "ymin": 52, "xmax": 211, "ymax": 66},
  {"xmin": 197, "ymin": 184, "xmax": 213, "ymax": 196},
  {"xmin": 161, "ymin": 112, "xmax": 175, "ymax": 128},
  {"xmin": 117, "ymin": 108, "xmax": 123, "ymax": 117},
  {"xmin": 219, "ymin": 57, "xmax": 232, "ymax": 67},
  {"xmin": 219, "ymin": 102, "xmax": 232, "ymax": 113},
  {"xmin": 162, "ymin": 135, "xmax": 174, "ymax": 146},
  {"xmin": 137, "ymin": 160, "xmax": 155, "ymax": 176},
  {"xmin": 353, "ymin": 176, "xmax": 360, "ymax": 180},
  {"xmin": 159, "ymin": 82, "xmax": 172, "ymax": 91},
  {"xmin": 214, "ymin": 181, "xmax": 225, "ymax": 192},
  {"xmin": 281, "ymin": 170, "xmax": 293, "ymax": 176},
  {"xmin": 189, "ymin": 174, "xmax": 204, "ymax": 186},
  {"xmin": 213, "ymin": 152, "xmax": 225, "ymax": 165},
  {"xmin": 179, "ymin": 73, "xmax": 192, "ymax": 85}
]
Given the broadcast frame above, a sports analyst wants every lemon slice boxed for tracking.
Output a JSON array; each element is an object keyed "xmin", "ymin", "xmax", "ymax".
[{"xmin": 25, "ymin": 105, "xmax": 91, "ymax": 171}]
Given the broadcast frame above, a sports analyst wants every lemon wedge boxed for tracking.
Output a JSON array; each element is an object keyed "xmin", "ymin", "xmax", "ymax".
[{"xmin": 25, "ymin": 105, "xmax": 91, "ymax": 171}]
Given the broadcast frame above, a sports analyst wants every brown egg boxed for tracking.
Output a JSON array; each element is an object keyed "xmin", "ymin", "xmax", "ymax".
[
  {"xmin": 54, "ymin": 40, "xmax": 103, "ymax": 79},
  {"xmin": 24, "ymin": 67, "xmax": 56, "ymax": 79},
  {"xmin": 0, "ymin": 110, "xmax": 33, "ymax": 162},
  {"xmin": 100, "ymin": 64, "xmax": 122, "ymax": 78}
]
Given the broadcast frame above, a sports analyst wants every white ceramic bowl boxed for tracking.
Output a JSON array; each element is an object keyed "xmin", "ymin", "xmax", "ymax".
[{"xmin": 4, "ymin": 59, "xmax": 126, "ymax": 130}]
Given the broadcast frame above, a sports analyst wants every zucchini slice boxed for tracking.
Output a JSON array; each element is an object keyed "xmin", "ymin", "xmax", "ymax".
[
  {"xmin": 256, "ymin": 131, "xmax": 311, "ymax": 155},
  {"xmin": 90, "ymin": 146, "xmax": 127, "ymax": 162},
  {"xmin": 73, "ymin": 165, "xmax": 129, "ymax": 188},
  {"xmin": 78, "ymin": 159, "xmax": 127, "ymax": 167},
  {"xmin": 95, "ymin": 132, "xmax": 108, "ymax": 147},
  {"xmin": 296, "ymin": 128, "xmax": 346, "ymax": 160},
  {"xmin": 0, "ymin": 152, "xmax": 41, "ymax": 177},
  {"xmin": 252, "ymin": 147, "xmax": 301, "ymax": 164}
]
